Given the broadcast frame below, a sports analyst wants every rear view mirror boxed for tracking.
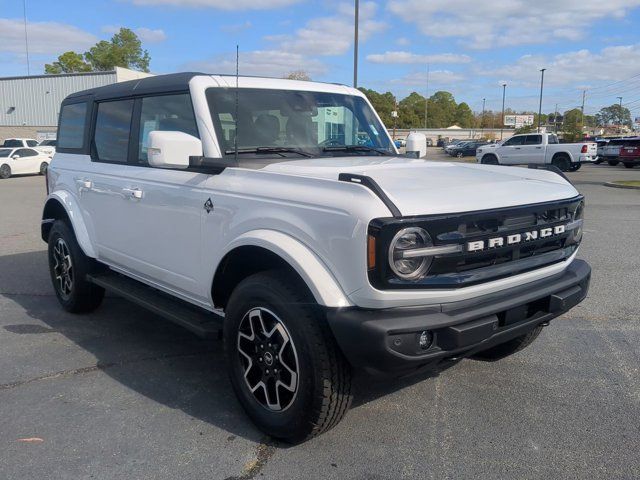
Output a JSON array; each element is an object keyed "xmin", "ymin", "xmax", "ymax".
[{"xmin": 147, "ymin": 131, "xmax": 203, "ymax": 169}]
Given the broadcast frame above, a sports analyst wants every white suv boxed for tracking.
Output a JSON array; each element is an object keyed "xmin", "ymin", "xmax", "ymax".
[{"xmin": 42, "ymin": 73, "xmax": 591, "ymax": 442}]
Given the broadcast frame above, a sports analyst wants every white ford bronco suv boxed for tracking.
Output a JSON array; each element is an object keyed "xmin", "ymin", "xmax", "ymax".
[{"xmin": 42, "ymin": 73, "xmax": 591, "ymax": 442}]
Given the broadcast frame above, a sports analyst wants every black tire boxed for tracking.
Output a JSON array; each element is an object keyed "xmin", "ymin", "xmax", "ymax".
[
  {"xmin": 473, "ymin": 325, "xmax": 543, "ymax": 361},
  {"xmin": 623, "ymin": 163, "xmax": 635, "ymax": 169},
  {"xmin": 608, "ymin": 160, "xmax": 619, "ymax": 166},
  {"xmin": 39, "ymin": 162, "xmax": 49, "ymax": 175},
  {"xmin": 594, "ymin": 159, "xmax": 603, "ymax": 165},
  {"xmin": 456, "ymin": 152, "xmax": 463, "ymax": 158},
  {"xmin": 569, "ymin": 163, "xmax": 582, "ymax": 172},
  {"xmin": 47, "ymin": 220, "xmax": 105, "ymax": 313},
  {"xmin": 481, "ymin": 154, "xmax": 499, "ymax": 165},
  {"xmin": 552, "ymin": 154, "xmax": 571, "ymax": 172},
  {"xmin": 224, "ymin": 270, "xmax": 352, "ymax": 443},
  {"xmin": 0, "ymin": 164, "xmax": 11, "ymax": 179}
]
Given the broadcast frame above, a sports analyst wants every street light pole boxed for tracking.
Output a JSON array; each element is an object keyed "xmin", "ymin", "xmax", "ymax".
[
  {"xmin": 353, "ymin": 0, "xmax": 359, "ymax": 88},
  {"xmin": 617, "ymin": 96, "xmax": 623, "ymax": 135},
  {"xmin": 500, "ymin": 83, "xmax": 506, "ymax": 141},
  {"xmin": 480, "ymin": 98, "xmax": 486, "ymax": 138},
  {"xmin": 538, "ymin": 68, "xmax": 546, "ymax": 133}
]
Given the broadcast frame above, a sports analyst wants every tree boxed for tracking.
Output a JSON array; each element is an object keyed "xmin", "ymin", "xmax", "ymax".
[
  {"xmin": 398, "ymin": 92, "xmax": 427, "ymax": 129},
  {"xmin": 359, "ymin": 88, "xmax": 397, "ymax": 127},
  {"xmin": 596, "ymin": 104, "xmax": 632, "ymax": 127},
  {"xmin": 45, "ymin": 27, "xmax": 151, "ymax": 74},
  {"xmin": 85, "ymin": 28, "xmax": 150, "ymax": 72},
  {"xmin": 562, "ymin": 108, "xmax": 584, "ymax": 142},
  {"xmin": 454, "ymin": 102, "xmax": 474, "ymax": 128},
  {"xmin": 285, "ymin": 71, "xmax": 311, "ymax": 81},
  {"xmin": 428, "ymin": 91, "xmax": 457, "ymax": 128},
  {"xmin": 45, "ymin": 51, "xmax": 92, "ymax": 74}
]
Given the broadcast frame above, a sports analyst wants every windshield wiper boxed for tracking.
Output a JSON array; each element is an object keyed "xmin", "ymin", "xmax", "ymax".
[
  {"xmin": 224, "ymin": 147, "xmax": 314, "ymax": 158},
  {"xmin": 322, "ymin": 145, "xmax": 392, "ymax": 156}
]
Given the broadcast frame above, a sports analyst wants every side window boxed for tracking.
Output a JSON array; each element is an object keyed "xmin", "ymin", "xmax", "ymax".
[
  {"xmin": 3, "ymin": 139, "xmax": 22, "ymax": 148},
  {"xmin": 524, "ymin": 135, "xmax": 542, "ymax": 145},
  {"xmin": 547, "ymin": 134, "xmax": 559, "ymax": 144},
  {"xmin": 503, "ymin": 136, "xmax": 525, "ymax": 146},
  {"xmin": 58, "ymin": 102, "xmax": 88, "ymax": 149},
  {"xmin": 138, "ymin": 94, "xmax": 198, "ymax": 164},
  {"xmin": 26, "ymin": 140, "xmax": 38, "ymax": 147},
  {"xmin": 94, "ymin": 100, "xmax": 134, "ymax": 163},
  {"xmin": 15, "ymin": 148, "xmax": 37, "ymax": 157}
]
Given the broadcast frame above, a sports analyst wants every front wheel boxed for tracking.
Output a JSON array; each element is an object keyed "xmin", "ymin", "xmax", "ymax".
[
  {"xmin": 473, "ymin": 325, "xmax": 543, "ymax": 361},
  {"xmin": 39, "ymin": 162, "xmax": 49, "ymax": 175},
  {"xmin": 0, "ymin": 164, "xmax": 11, "ymax": 179},
  {"xmin": 456, "ymin": 152, "xmax": 463, "ymax": 158},
  {"xmin": 608, "ymin": 160, "xmax": 619, "ymax": 166},
  {"xmin": 481, "ymin": 155, "xmax": 499, "ymax": 165},
  {"xmin": 624, "ymin": 163, "xmax": 635, "ymax": 169},
  {"xmin": 224, "ymin": 271, "xmax": 352, "ymax": 443}
]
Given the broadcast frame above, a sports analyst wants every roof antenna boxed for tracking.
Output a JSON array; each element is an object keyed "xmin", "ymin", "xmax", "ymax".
[{"xmin": 234, "ymin": 44, "xmax": 239, "ymax": 166}]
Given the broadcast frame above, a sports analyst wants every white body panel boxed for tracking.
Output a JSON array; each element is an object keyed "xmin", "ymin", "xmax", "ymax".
[
  {"xmin": 45, "ymin": 75, "xmax": 582, "ymax": 312},
  {"xmin": 0, "ymin": 148, "xmax": 51, "ymax": 176}
]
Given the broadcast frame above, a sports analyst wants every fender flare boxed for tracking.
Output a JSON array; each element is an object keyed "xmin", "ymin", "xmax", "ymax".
[
  {"xmin": 42, "ymin": 191, "xmax": 96, "ymax": 258},
  {"xmin": 217, "ymin": 229, "xmax": 353, "ymax": 308}
]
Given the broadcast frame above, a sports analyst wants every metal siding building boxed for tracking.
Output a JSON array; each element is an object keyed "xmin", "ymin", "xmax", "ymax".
[{"xmin": 0, "ymin": 68, "xmax": 152, "ymax": 140}]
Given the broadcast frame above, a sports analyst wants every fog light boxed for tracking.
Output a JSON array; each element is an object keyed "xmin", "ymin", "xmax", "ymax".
[{"xmin": 418, "ymin": 330, "xmax": 433, "ymax": 350}]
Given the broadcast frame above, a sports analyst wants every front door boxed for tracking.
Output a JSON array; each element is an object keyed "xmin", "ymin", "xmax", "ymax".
[{"xmin": 498, "ymin": 136, "xmax": 525, "ymax": 164}]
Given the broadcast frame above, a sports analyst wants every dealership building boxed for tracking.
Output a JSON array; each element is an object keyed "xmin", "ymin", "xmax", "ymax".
[{"xmin": 0, "ymin": 67, "xmax": 151, "ymax": 142}]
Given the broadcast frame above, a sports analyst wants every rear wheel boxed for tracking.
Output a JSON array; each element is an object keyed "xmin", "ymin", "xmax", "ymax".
[
  {"xmin": 224, "ymin": 271, "xmax": 352, "ymax": 443},
  {"xmin": 39, "ymin": 162, "xmax": 49, "ymax": 175},
  {"xmin": 473, "ymin": 326, "xmax": 543, "ymax": 361},
  {"xmin": 0, "ymin": 164, "xmax": 11, "ymax": 179},
  {"xmin": 481, "ymin": 155, "xmax": 499, "ymax": 165},
  {"xmin": 624, "ymin": 163, "xmax": 635, "ymax": 169},
  {"xmin": 552, "ymin": 154, "xmax": 571, "ymax": 172},
  {"xmin": 47, "ymin": 220, "xmax": 104, "ymax": 313},
  {"xmin": 608, "ymin": 160, "xmax": 619, "ymax": 166},
  {"xmin": 569, "ymin": 163, "xmax": 582, "ymax": 172}
]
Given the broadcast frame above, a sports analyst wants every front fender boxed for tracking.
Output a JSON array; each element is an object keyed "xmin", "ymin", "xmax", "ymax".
[
  {"xmin": 43, "ymin": 191, "xmax": 96, "ymax": 258},
  {"xmin": 220, "ymin": 230, "xmax": 353, "ymax": 308}
]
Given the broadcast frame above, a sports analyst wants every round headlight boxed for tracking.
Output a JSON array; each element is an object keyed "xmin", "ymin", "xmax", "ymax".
[
  {"xmin": 388, "ymin": 227, "xmax": 432, "ymax": 280},
  {"xmin": 572, "ymin": 201, "xmax": 585, "ymax": 243}
]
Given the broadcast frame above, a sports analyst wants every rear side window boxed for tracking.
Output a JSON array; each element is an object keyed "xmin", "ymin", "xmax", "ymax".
[
  {"xmin": 58, "ymin": 102, "xmax": 88, "ymax": 149},
  {"xmin": 94, "ymin": 100, "xmax": 134, "ymax": 163},
  {"xmin": 16, "ymin": 148, "xmax": 38, "ymax": 157},
  {"xmin": 138, "ymin": 94, "xmax": 198, "ymax": 164},
  {"xmin": 524, "ymin": 135, "xmax": 542, "ymax": 145},
  {"xmin": 2, "ymin": 139, "xmax": 21, "ymax": 148}
]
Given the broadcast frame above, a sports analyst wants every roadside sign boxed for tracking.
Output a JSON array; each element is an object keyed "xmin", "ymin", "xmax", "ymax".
[{"xmin": 504, "ymin": 114, "xmax": 534, "ymax": 128}]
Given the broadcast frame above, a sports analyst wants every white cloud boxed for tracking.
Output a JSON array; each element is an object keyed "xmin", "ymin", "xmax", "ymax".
[
  {"xmin": 129, "ymin": 0, "xmax": 300, "ymax": 10},
  {"xmin": 0, "ymin": 18, "xmax": 96, "ymax": 55},
  {"xmin": 392, "ymin": 70, "xmax": 465, "ymax": 86},
  {"xmin": 395, "ymin": 37, "xmax": 410, "ymax": 46},
  {"xmin": 482, "ymin": 44, "xmax": 640, "ymax": 88},
  {"xmin": 220, "ymin": 21, "xmax": 253, "ymax": 33},
  {"xmin": 269, "ymin": 1, "xmax": 386, "ymax": 56},
  {"xmin": 102, "ymin": 25, "xmax": 167, "ymax": 43},
  {"xmin": 186, "ymin": 50, "xmax": 326, "ymax": 78},
  {"xmin": 367, "ymin": 51, "xmax": 471, "ymax": 64},
  {"xmin": 387, "ymin": 0, "xmax": 640, "ymax": 49}
]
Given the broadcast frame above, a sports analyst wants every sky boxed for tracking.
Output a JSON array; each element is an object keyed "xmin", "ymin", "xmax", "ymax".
[{"xmin": 2, "ymin": 0, "xmax": 640, "ymax": 117}]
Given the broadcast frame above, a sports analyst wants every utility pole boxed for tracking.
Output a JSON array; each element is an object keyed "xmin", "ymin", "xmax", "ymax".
[
  {"xmin": 424, "ymin": 64, "xmax": 430, "ymax": 129},
  {"xmin": 23, "ymin": 0, "xmax": 30, "ymax": 75},
  {"xmin": 500, "ymin": 83, "xmax": 507, "ymax": 141},
  {"xmin": 617, "ymin": 96, "xmax": 623, "ymax": 135},
  {"xmin": 554, "ymin": 103, "xmax": 558, "ymax": 133},
  {"xmin": 480, "ymin": 98, "xmax": 486, "ymax": 138},
  {"xmin": 538, "ymin": 68, "xmax": 546, "ymax": 132},
  {"xmin": 580, "ymin": 90, "xmax": 586, "ymax": 132},
  {"xmin": 353, "ymin": 0, "xmax": 359, "ymax": 88}
]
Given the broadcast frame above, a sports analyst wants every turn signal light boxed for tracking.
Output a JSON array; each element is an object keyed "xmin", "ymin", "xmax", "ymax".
[{"xmin": 367, "ymin": 235, "xmax": 376, "ymax": 270}]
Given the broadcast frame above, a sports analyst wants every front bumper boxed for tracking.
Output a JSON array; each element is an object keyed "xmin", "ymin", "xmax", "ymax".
[{"xmin": 327, "ymin": 259, "xmax": 591, "ymax": 376}]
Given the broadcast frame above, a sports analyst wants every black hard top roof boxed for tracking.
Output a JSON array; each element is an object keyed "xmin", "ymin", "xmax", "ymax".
[{"xmin": 64, "ymin": 72, "xmax": 205, "ymax": 103}]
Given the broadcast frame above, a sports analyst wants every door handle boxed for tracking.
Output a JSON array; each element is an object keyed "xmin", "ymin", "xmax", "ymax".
[
  {"xmin": 82, "ymin": 179, "xmax": 93, "ymax": 189},
  {"xmin": 122, "ymin": 187, "xmax": 143, "ymax": 199},
  {"xmin": 515, "ymin": 147, "xmax": 521, "ymax": 150},
  {"xmin": 535, "ymin": 146, "xmax": 542, "ymax": 149}
]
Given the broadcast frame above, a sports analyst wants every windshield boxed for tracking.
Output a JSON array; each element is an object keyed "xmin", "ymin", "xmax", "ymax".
[
  {"xmin": 0, "ymin": 148, "xmax": 13, "ymax": 157},
  {"xmin": 206, "ymin": 88, "xmax": 394, "ymax": 160}
]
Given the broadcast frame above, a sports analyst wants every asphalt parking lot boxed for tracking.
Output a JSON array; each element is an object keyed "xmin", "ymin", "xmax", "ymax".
[{"xmin": 1, "ymin": 160, "xmax": 639, "ymax": 480}]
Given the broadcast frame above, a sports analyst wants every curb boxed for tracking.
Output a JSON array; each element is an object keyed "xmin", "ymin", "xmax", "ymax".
[{"xmin": 603, "ymin": 182, "xmax": 640, "ymax": 190}]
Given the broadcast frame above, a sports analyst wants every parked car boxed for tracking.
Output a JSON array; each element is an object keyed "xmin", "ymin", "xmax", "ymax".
[
  {"xmin": 39, "ymin": 139, "xmax": 57, "ymax": 154},
  {"xmin": 443, "ymin": 139, "xmax": 466, "ymax": 153},
  {"xmin": 600, "ymin": 137, "xmax": 639, "ymax": 166},
  {"xmin": 449, "ymin": 140, "xmax": 487, "ymax": 157},
  {"xmin": 42, "ymin": 73, "xmax": 590, "ymax": 442},
  {"xmin": 0, "ymin": 147, "xmax": 52, "ymax": 178},
  {"xmin": 2, "ymin": 138, "xmax": 56, "ymax": 157},
  {"xmin": 619, "ymin": 139, "xmax": 640, "ymax": 168},
  {"xmin": 595, "ymin": 140, "xmax": 608, "ymax": 164},
  {"xmin": 476, "ymin": 133, "xmax": 597, "ymax": 171},
  {"xmin": 394, "ymin": 138, "xmax": 406, "ymax": 148}
]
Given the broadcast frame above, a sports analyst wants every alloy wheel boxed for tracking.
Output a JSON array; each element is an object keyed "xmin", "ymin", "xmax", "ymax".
[
  {"xmin": 52, "ymin": 238, "xmax": 73, "ymax": 300},
  {"xmin": 237, "ymin": 307, "xmax": 299, "ymax": 412}
]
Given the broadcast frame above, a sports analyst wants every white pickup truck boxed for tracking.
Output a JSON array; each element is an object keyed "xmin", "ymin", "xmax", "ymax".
[{"xmin": 476, "ymin": 133, "xmax": 597, "ymax": 171}]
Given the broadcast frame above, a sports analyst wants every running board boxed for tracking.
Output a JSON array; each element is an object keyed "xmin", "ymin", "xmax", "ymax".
[{"xmin": 87, "ymin": 272, "xmax": 223, "ymax": 339}]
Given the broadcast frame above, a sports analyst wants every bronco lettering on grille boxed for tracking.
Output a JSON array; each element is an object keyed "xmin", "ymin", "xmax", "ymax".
[{"xmin": 467, "ymin": 224, "xmax": 566, "ymax": 252}]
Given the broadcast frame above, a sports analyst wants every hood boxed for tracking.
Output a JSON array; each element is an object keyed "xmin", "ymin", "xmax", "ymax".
[{"xmin": 262, "ymin": 157, "xmax": 579, "ymax": 216}]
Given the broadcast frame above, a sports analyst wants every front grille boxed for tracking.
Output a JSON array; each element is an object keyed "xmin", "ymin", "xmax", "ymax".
[{"xmin": 369, "ymin": 196, "xmax": 583, "ymax": 289}]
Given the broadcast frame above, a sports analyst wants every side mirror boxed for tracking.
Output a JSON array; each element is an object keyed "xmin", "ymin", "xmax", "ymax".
[
  {"xmin": 12, "ymin": 155, "xmax": 19, "ymax": 159},
  {"xmin": 147, "ymin": 131, "xmax": 203, "ymax": 169}
]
